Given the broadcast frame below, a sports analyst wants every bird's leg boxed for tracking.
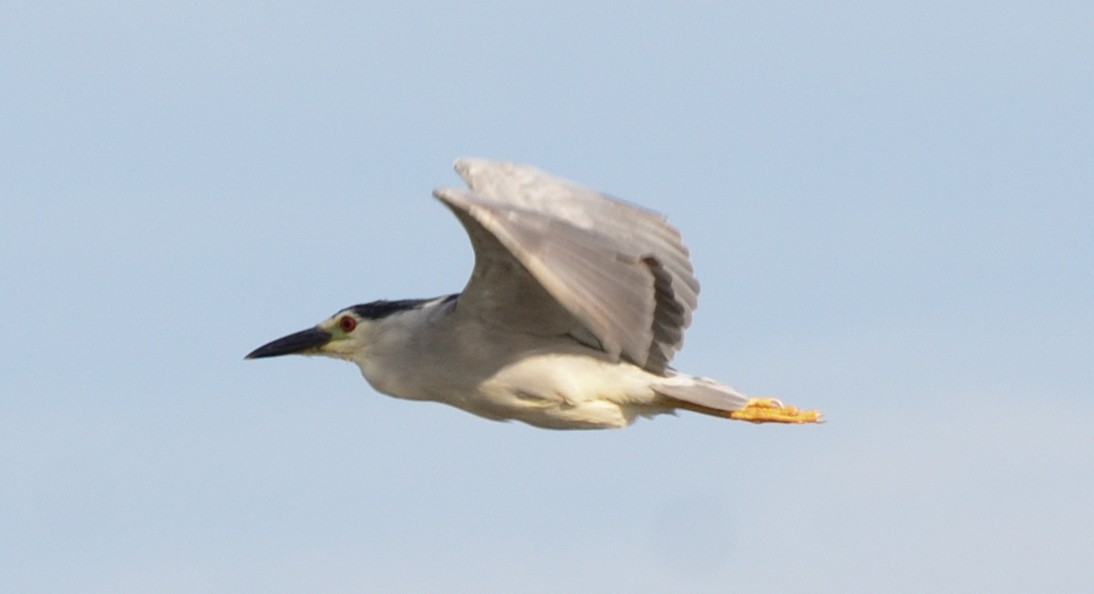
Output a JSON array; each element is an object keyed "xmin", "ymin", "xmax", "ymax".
[{"xmin": 729, "ymin": 397, "xmax": 823, "ymax": 424}]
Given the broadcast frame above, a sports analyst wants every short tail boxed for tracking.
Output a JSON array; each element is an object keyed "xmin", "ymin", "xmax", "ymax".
[
  {"xmin": 653, "ymin": 372, "xmax": 824, "ymax": 424},
  {"xmin": 653, "ymin": 373, "xmax": 751, "ymax": 417}
]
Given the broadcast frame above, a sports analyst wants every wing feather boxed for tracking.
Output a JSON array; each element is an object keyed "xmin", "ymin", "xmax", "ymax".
[{"xmin": 433, "ymin": 159, "xmax": 701, "ymax": 373}]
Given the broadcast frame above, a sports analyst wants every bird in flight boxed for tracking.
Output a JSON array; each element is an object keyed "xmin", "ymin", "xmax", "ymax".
[{"xmin": 247, "ymin": 159, "xmax": 821, "ymax": 429}]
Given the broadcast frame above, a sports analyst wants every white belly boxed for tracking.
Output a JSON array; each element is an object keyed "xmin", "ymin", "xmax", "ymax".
[{"xmin": 363, "ymin": 348, "xmax": 666, "ymax": 429}]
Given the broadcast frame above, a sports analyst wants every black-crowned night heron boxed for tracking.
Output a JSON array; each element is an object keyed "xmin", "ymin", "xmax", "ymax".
[{"xmin": 247, "ymin": 159, "xmax": 821, "ymax": 429}]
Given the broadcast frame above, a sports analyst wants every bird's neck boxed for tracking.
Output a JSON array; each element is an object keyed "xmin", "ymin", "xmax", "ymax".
[{"xmin": 351, "ymin": 295, "xmax": 457, "ymax": 400}]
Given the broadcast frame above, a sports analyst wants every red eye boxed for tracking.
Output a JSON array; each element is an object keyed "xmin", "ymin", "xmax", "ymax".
[{"xmin": 338, "ymin": 316, "xmax": 357, "ymax": 332}]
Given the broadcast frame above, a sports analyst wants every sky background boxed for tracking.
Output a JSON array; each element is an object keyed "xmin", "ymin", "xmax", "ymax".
[{"xmin": 2, "ymin": 2, "xmax": 1092, "ymax": 592}]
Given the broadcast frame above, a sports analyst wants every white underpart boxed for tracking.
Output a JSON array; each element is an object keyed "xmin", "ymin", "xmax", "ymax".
[{"xmin": 339, "ymin": 298, "xmax": 750, "ymax": 429}]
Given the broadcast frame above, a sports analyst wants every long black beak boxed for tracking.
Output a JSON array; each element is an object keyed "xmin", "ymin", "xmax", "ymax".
[{"xmin": 245, "ymin": 327, "xmax": 333, "ymax": 359}]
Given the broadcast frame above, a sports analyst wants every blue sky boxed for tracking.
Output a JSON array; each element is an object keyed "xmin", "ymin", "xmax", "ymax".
[{"xmin": 2, "ymin": 2, "xmax": 1092, "ymax": 592}]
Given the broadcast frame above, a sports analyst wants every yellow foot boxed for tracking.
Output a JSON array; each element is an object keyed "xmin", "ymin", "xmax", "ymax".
[{"xmin": 729, "ymin": 397, "xmax": 823, "ymax": 424}]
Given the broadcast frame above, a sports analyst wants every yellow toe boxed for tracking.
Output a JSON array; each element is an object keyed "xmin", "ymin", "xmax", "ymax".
[{"xmin": 729, "ymin": 397, "xmax": 823, "ymax": 424}]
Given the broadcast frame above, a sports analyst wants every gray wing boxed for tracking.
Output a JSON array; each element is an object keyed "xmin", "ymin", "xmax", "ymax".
[{"xmin": 432, "ymin": 158, "xmax": 700, "ymax": 374}]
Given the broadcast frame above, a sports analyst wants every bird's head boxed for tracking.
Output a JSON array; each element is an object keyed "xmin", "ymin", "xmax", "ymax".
[
  {"xmin": 245, "ymin": 298, "xmax": 438, "ymax": 362},
  {"xmin": 245, "ymin": 307, "xmax": 372, "ymax": 362}
]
